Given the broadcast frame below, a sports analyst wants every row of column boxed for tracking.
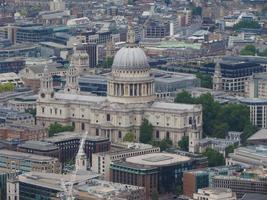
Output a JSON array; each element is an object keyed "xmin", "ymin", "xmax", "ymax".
[{"xmin": 109, "ymin": 82, "xmax": 154, "ymax": 97}]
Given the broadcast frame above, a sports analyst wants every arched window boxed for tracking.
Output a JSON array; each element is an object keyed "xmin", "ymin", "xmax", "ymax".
[
  {"xmin": 81, "ymin": 123, "xmax": 85, "ymax": 130},
  {"xmin": 96, "ymin": 128, "xmax": 99, "ymax": 136},
  {"xmin": 118, "ymin": 131, "xmax": 122, "ymax": 138},
  {"xmin": 156, "ymin": 130, "xmax": 159, "ymax": 139},
  {"xmin": 166, "ymin": 131, "xmax": 170, "ymax": 139}
]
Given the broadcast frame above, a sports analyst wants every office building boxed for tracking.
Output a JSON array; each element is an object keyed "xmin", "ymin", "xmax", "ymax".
[
  {"xmin": 16, "ymin": 26, "xmax": 53, "ymax": 43},
  {"xmin": 200, "ymin": 61, "xmax": 265, "ymax": 95},
  {"xmin": 7, "ymin": 95, "xmax": 37, "ymax": 112},
  {"xmin": 43, "ymin": 132, "xmax": 110, "ymax": 164},
  {"xmin": 79, "ymin": 75, "xmax": 107, "ymax": 96},
  {"xmin": 193, "ymin": 188, "xmax": 237, "ymax": 200},
  {"xmin": 227, "ymin": 145, "xmax": 267, "ymax": 167},
  {"xmin": 92, "ymin": 142, "xmax": 160, "ymax": 179},
  {"xmin": 17, "ymin": 140, "xmax": 60, "ymax": 159},
  {"xmin": 0, "ymin": 44, "xmax": 40, "ymax": 59},
  {"xmin": 212, "ymin": 172, "xmax": 267, "ymax": 198},
  {"xmin": 0, "ymin": 72, "xmax": 23, "ymax": 87},
  {"xmin": 0, "ymin": 168, "xmax": 20, "ymax": 200},
  {"xmin": 183, "ymin": 165, "xmax": 242, "ymax": 198},
  {"xmin": 0, "ymin": 149, "xmax": 61, "ymax": 173},
  {"xmin": 110, "ymin": 152, "xmax": 194, "ymax": 199},
  {"xmin": 0, "ymin": 58, "xmax": 25, "ymax": 73},
  {"xmin": 240, "ymin": 98, "xmax": 267, "ymax": 128},
  {"xmin": 245, "ymin": 72, "xmax": 267, "ymax": 98},
  {"xmin": 143, "ymin": 17, "xmax": 170, "ymax": 39},
  {"xmin": 14, "ymin": 171, "xmax": 144, "ymax": 200}
]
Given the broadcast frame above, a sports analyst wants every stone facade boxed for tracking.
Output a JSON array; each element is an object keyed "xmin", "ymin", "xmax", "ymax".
[{"xmin": 36, "ymin": 28, "xmax": 202, "ymax": 144}]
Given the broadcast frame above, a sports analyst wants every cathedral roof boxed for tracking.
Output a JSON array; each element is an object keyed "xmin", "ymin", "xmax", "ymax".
[{"xmin": 112, "ymin": 46, "xmax": 150, "ymax": 71}]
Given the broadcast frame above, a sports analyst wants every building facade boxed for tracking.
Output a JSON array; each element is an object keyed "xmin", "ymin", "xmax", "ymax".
[{"xmin": 36, "ymin": 27, "xmax": 203, "ymax": 145}]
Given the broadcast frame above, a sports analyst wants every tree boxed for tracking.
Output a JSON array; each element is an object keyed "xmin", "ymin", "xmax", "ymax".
[
  {"xmin": 203, "ymin": 148, "xmax": 225, "ymax": 167},
  {"xmin": 174, "ymin": 90, "xmax": 195, "ymax": 104},
  {"xmin": 48, "ymin": 122, "xmax": 75, "ymax": 137},
  {"xmin": 241, "ymin": 123, "xmax": 258, "ymax": 144},
  {"xmin": 233, "ymin": 20, "xmax": 261, "ymax": 31},
  {"xmin": 225, "ymin": 144, "xmax": 236, "ymax": 157},
  {"xmin": 178, "ymin": 136, "xmax": 189, "ymax": 151},
  {"xmin": 103, "ymin": 56, "xmax": 114, "ymax": 68},
  {"xmin": 196, "ymin": 73, "xmax": 213, "ymax": 89},
  {"xmin": 123, "ymin": 132, "xmax": 135, "ymax": 142},
  {"xmin": 140, "ymin": 119, "xmax": 153, "ymax": 144},
  {"xmin": 0, "ymin": 82, "xmax": 15, "ymax": 93},
  {"xmin": 240, "ymin": 45, "xmax": 257, "ymax": 56},
  {"xmin": 159, "ymin": 138, "xmax": 172, "ymax": 151}
]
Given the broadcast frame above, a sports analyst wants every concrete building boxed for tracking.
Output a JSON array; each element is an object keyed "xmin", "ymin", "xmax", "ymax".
[
  {"xmin": 17, "ymin": 140, "xmax": 60, "ymax": 160},
  {"xmin": 43, "ymin": 132, "xmax": 110, "ymax": 164},
  {"xmin": 240, "ymin": 98, "xmax": 267, "ymax": 129},
  {"xmin": 193, "ymin": 188, "xmax": 237, "ymax": 200},
  {"xmin": 245, "ymin": 72, "xmax": 267, "ymax": 98},
  {"xmin": 0, "ymin": 58, "xmax": 25, "ymax": 74},
  {"xmin": 110, "ymin": 152, "xmax": 194, "ymax": 199},
  {"xmin": 36, "ymin": 27, "xmax": 203, "ymax": 145},
  {"xmin": 0, "ymin": 149, "xmax": 61, "ymax": 173},
  {"xmin": 13, "ymin": 171, "xmax": 145, "ymax": 200},
  {"xmin": 0, "ymin": 44, "xmax": 40, "ymax": 59},
  {"xmin": 0, "ymin": 168, "xmax": 20, "ymax": 200},
  {"xmin": 183, "ymin": 165, "xmax": 242, "ymax": 198},
  {"xmin": 212, "ymin": 171, "xmax": 267, "ymax": 198},
  {"xmin": 91, "ymin": 142, "xmax": 160, "ymax": 179},
  {"xmin": 227, "ymin": 145, "xmax": 267, "ymax": 167},
  {"xmin": 7, "ymin": 95, "xmax": 37, "ymax": 112},
  {"xmin": 0, "ymin": 72, "xmax": 23, "ymax": 87}
]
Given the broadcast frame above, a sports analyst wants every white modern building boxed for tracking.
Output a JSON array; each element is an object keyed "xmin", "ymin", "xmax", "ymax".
[{"xmin": 193, "ymin": 188, "xmax": 236, "ymax": 200}]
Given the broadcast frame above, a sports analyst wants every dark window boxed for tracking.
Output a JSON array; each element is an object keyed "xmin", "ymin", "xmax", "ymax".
[
  {"xmin": 72, "ymin": 122, "xmax": 75, "ymax": 128},
  {"xmin": 96, "ymin": 128, "xmax": 99, "ymax": 136},
  {"xmin": 156, "ymin": 130, "xmax": 159, "ymax": 139},
  {"xmin": 81, "ymin": 123, "xmax": 85, "ymax": 130},
  {"xmin": 107, "ymin": 114, "xmax": 111, "ymax": 121},
  {"xmin": 118, "ymin": 131, "xmax": 122, "ymax": 138},
  {"xmin": 166, "ymin": 131, "xmax": 170, "ymax": 139}
]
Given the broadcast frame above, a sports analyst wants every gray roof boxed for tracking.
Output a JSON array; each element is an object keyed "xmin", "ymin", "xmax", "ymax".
[
  {"xmin": 18, "ymin": 141, "xmax": 58, "ymax": 151},
  {"xmin": 248, "ymin": 129, "xmax": 267, "ymax": 141},
  {"xmin": 27, "ymin": 63, "xmax": 64, "ymax": 74},
  {"xmin": 241, "ymin": 193, "xmax": 267, "ymax": 200},
  {"xmin": 112, "ymin": 46, "xmax": 150, "ymax": 71}
]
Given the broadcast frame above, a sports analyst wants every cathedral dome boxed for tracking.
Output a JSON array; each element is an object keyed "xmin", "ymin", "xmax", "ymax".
[{"xmin": 112, "ymin": 46, "xmax": 149, "ymax": 71}]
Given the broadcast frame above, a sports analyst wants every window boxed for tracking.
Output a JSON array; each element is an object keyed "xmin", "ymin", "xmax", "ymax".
[
  {"xmin": 118, "ymin": 131, "xmax": 122, "ymax": 138},
  {"xmin": 55, "ymin": 108, "xmax": 57, "ymax": 115},
  {"xmin": 107, "ymin": 114, "xmax": 111, "ymax": 121},
  {"xmin": 156, "ymin": 130, "xmax": 159, "ymax": 139},
  {"xmin": 166, "ymin": 131, "xmax": 170, "ymax": 139},
  {"xmin": 189, "ymin": 117, "xmax": 192, "ymax": 125},
  {"xmin": 72, "ymin": 122, "xmax": 75, "ymax": 128},
  {"xmin": 81, "ymin": 123, "xmax": 85, "ymax": 130},
  {"xmin": 96, "ymin": 128, "xmax": 99, "ymax": 136},
  {"xmin": 42, "ymin": 107, "xmax": 45, "ymax": 113}
]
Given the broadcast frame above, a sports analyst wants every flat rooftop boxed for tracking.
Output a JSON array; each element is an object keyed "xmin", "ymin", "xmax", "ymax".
[
  {"xmin": 18, "ymin": 140, "xmax": 58, "ymax": 151},
  {"xmin": 19, "ymin": 171, "xmax": 99, "ymax": 191},
  {"xmin": 0, "ymin": 149, "xmax": 58, "ymax": 162},
  {"xmin": 126, "ymin": 152, "xmax": 191, "ymax": 166}
]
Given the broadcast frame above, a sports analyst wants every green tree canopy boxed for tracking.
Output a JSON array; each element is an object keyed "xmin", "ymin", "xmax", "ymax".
[
  {"xmin": 240, "ymin": 45, "xmax": 257, "ymax": 56},
  {"xmin": 174, "ymin": 91, "xmax": 257, "ymax": 142},
  {"xmin": 178, "ymin": 136, "xmax": 189, "ymax": 151},
  {"xmin": 0, "ymin": 82, "xmax": 15, "ymax": 93},
  {"xmin": 196, "ymin": 73, "xmax": 213, "ymax": 89},
  {"xmin": 140, "ymin": 119, "xmax": 153, "ymax": 144},
  {"xmin": 203, "ymin": 148, "xmax": 225, "ymax": 167},
  {"xmin": 48, "ymin": 122, "xmax": 75, "ymax": 137},
  {"xmin": 123, "ymin": 132, "xmax": 135, "ymax": 142},
  {"xmin": 151, "ymin": 138, "xmax": 172, "ymax": 151},
  {"xmin": 233, "ymin": 20, "xmax": 261, "ymax": 31}
]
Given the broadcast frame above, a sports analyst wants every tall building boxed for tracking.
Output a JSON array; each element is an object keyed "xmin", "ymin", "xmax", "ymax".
[
  {"xmin": 85, "ymin": 43, "xmax": 98, "ymax": 68},
  {"xmin": 36, "ymin": 26, "xmax": 202, "ymax": 145}
]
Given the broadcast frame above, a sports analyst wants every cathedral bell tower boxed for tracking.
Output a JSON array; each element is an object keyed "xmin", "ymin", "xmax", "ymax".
[
  {"xmin": 189, "ymin": 116, "xmax": 201, "ymax": 153},
  {"xmin": 39, "ymin": 64, "xmax": 54, "ymax": 100},
  {"xmin": 64, "ymin": 66, "xmax": 80, "ymax": 94},
  {"xmin": 213, "ymin": 61, "xmax": 223, "ymax": 91},
  {"xmin": 71, "ymin": 44, "xmax": 90, "ymax": 74}
]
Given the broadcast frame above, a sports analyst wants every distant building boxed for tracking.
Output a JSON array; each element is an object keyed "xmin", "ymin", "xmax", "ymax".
[
  {"xmin": 17, "ymin": 140, "xmax": 60, "ymax": 160},
  {"xmin": 43, "ymin": 132, "xmax": 110, "ymax": 164},
  {"xmin": 143, "ymin": 17, "xmax": 170, "ymax": 39},
  {"xmin": 0, "ymin": 108, "xmax": 34, "ymax": 126},
  {"xmin": 0, "ymin": 168, "xmax": 20, "ymax": 200},
  {"xmin": 0, "ymin": 58, "xmax": 25, "ymax": 74},
  {"xmin": 183, "ymin": 165, "xmax": 242, "ymax": 198},
  {"xmin": 92, "ymin": 142, "xmax": 160, "ymax": 180},
  {"xmin": 212, "ymin": 171, "xmax": 267, "ymax": 198},
  {"xmin": 200, "ymin": 61, "xmax": 265, "ymax": 95},
  {"xmin": 7, "ymin": 95, "xmax": 37, "ymax": 112},
  {"xmin": 193, "ymin": 188, "xmax": 237, "ymax": 200},
  {"xmin": 240, "ymin": 98, "xmax": 267, "ymax": 129},
  {"xmin": 0, "ymin": 44, "xmax": 40, "ymax": 59},
  {"xmin": 13, "ymin": 171, "xmax": 145, "ymax": 200},
  {"xmin": 245, "ymin": 72, "xmax": 267, "ymax": 98},
  {"xmin": 16, "ymin": 26, "xmax": 53, "ymax": 43},
  {"xmin": 247, "ymin": 129, "xmax": 267, "ymax": 145},
  {"xmin": 227, "ymin": 145, "xmax": 267, "ymax": 167},
  {"xmin": 0, "ymin": 72, "xmax": 23, "ymax": 87},
  {"xmin": 110, "ymin": 152, "xmax": 194, "ymax": 199},
  {"xmin": 0, "ymin": 149, "xmax": 61, "ymax": 173}
]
